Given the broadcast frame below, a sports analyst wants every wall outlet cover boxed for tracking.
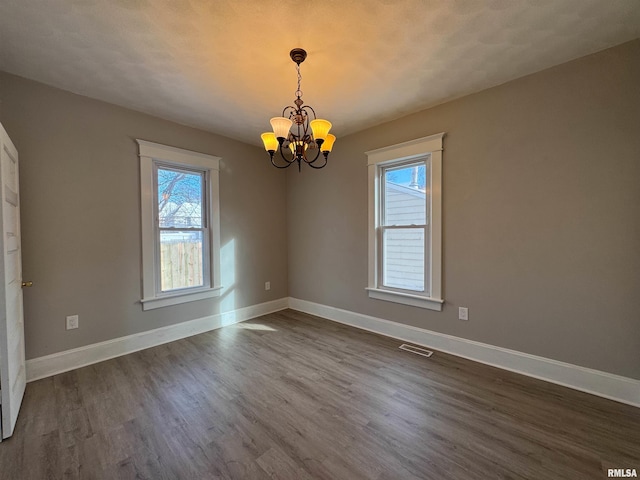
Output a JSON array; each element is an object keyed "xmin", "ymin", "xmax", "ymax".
[{"xmin": 66, "ymin": 315, "xmax": 79, "ymax": 330}]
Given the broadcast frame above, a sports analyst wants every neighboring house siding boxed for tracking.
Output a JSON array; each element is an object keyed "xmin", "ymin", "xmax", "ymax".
[{"xmin": 383, "ymin": 183, "xmax": 426, "ymax": 291}]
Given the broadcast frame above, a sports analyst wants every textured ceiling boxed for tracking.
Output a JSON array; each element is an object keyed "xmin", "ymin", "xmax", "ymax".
[{"xmin": 1, "ymin": 0, "xmax": 639, "ymax": 145}]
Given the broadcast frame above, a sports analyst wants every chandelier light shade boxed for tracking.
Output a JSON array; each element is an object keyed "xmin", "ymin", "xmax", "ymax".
[
  {"xmin": 309, "ymin": 119, "xmax": 332, "ymax": 142},
  {"xmin": 261, "ymin": 48, "xmax": 336, "ymax": 171},
  {"xmin": 270, "ymin": 117, "xmax": 293, "ymax": 139},
  {"xmin": 260, "ymin": 132, "xmax": 278, "ymax": 152},
  {"xmin": 322, "ymin": 134, "xmax": 336, "ymax": 153}
]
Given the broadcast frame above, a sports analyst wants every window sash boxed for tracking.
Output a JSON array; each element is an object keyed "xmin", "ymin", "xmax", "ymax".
[
  {"xmin": 380, "ymin": 158, "xmax": 428, "ymax": 227},
  {"xmin": 377, "ymin": 224, "xmax": 428, "ymax": 294},
  {"xmin": 152, "ymin": 162, "xmax": 211, "ymax": 295},
  {"xmin": 377, "ymin": 157, "xmax": 431, "ymax": 295},
  {"xmin": 155, "ymin": 163, "xmax": 208, "ymax": 228}
]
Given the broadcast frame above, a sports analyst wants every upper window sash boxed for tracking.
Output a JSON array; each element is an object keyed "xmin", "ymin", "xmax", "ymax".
[
  {"xmin": 380, "ymin": 157, "xmax": 429, "ymax": 227},
  {"xmin": 154, "ymin": 163, "xmax": 208, "ymax": 229}
]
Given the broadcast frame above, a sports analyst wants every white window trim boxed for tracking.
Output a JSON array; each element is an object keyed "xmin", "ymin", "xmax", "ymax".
[
  {"xmin": 137, "ymin": 140, "xmax": 222, "ymax": 310},
  {"xmin": 365, "ymin": 133, "xmax": 444, "ymax": 311}
]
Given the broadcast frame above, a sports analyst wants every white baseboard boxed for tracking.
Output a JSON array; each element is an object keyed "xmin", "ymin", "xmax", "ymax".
[
  {"xmin": 288, "ymin": 297, "xmax": 640, "ymax": 408},
  {"xmin": 26, "ymin": 296, "xmax": 640, "ymax": 408},
  {"xmin": 26, "ymin": 298, "xmax": 289, "ymax": 382}
]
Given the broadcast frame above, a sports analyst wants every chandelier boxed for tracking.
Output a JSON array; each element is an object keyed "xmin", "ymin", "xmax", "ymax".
[{"xmin": 261, "ymin": 48, "xmax": 336, "ymax": 171}]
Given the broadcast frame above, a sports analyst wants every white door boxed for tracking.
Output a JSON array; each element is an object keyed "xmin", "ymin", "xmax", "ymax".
[{"xmin": 0, "ymin": 122, "xmax": 26, "ymax": 440}]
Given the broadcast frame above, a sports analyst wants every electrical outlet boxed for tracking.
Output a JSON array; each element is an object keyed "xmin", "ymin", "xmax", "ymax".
[
  {"xmin": 66, "ymin": 315, "xmax": 79, "ymax": 330},
  {"xmin": 265, "ymin": 281, "xmax": 271, "ymax": 291},
  {"xmin": 458, "ymin": 307, "xmax": 469, "ymax": 321}
]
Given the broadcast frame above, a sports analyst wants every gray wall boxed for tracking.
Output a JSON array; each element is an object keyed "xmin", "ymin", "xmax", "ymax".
[
  {"xmin": 0, "ymin": 72, "xmax": 288, "ymax": 360},
  {"xmin": 1, "ymin": 40, "xmax": 639, "ymax": 379},
  {"xmin": 287, "ymin": 40, "xmax": 640, "ymax": 379}
]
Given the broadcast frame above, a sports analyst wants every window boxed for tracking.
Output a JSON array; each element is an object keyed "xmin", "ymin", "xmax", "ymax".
[
  {"xmin": 381, "ymin": 160, "xmax": 427, "ymax": 292},
  {"xmin": 156, "ymin": 165, "xmax": 207, "ymax": 292},
  {"xmin": 137, "ymin": 140, "xmax": 222, "ymax": 310},
  {"xmin": 366, "ymin": 133, "xmax": 444, "ymax": 311}
]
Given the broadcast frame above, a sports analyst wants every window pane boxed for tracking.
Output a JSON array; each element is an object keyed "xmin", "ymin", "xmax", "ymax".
[
  {"xmin": 158, "ymin": 168, "xmax": 204, "ymax": 228},
  {"xmin": 383, "ymin": 163, "xmax": 426, "ymax": 226},
  {"xmin": 382, "ymin": 228, "xmax": 425, "ymax": 292},
  {"xmin": 160, "ymin": 230, "xmax": 204, "ymax": 291}
]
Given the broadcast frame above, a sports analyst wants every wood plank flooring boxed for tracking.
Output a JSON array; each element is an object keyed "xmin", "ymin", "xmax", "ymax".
[{"xmin": 1, "ymin": 309, "xmax": 638, "ymax": 479}]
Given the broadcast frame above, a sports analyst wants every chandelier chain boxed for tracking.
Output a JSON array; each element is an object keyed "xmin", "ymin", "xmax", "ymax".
[{"xmin": 295, "ymin": 63, "xmax": 303, "ymax": 99}]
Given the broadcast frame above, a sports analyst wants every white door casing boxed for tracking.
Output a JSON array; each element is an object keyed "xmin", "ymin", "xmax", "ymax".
[{"xmin": 0, "ymin": 122, "xmax": 26, "ymax": 440}]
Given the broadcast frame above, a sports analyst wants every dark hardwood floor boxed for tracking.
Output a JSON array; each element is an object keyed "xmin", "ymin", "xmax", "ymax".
[{"xmin": 1, "ymin": 309, "xmax": 638, "ymax": 479}]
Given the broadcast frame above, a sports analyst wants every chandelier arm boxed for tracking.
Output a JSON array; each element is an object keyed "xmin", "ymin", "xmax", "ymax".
[
  {"xmin": 269, "ymin": 147, "xmax": 295, "ymax": 168},
  {"xmin": 300, "ymin": 106, "xmax": 315, "ymax": 139},
  {"xmin": 301, "ymin": 105, "xmax": 317, "ymax": 120},
  {"xmin": 270, "ymin": 156, "xmax": 293, "ymax": 169},
  {"xmin": 303, "ymin": 146, "xmax": 321, "ymax": 164},
  {"xmin": 282, "ymin": 105, "xmax": 298, "ymax": 117},
  {"xmin": 278, "ymin": 141, "xmax": 297, "ymax": 164},
  {"xmin": 267, "ymin": 138, "xmax": 296, "ymax": 168},
  {"xmin": 305, "ymin": 153, "xmax": 329, "ymax": 169}
]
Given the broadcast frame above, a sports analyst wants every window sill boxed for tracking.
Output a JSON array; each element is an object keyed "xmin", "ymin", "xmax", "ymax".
[
  {"xmin": 366, "ymin": 287, "xmax": 444, "ymax": 311},
  {"xmin": 141, "ymin": 286, "xmax": 223, "ymax": 311}
]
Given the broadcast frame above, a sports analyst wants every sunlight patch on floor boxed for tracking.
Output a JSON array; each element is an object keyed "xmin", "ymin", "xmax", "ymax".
[{"xmin": 230, "ymin": 323, "xmax": 276, "ymax": 332}]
